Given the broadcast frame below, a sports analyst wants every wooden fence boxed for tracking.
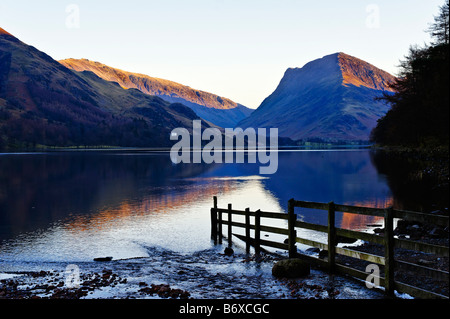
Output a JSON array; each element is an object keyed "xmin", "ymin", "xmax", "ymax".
[{"xmin": 210, "ymin": 196, "xmax": 449, "ymax": 299}]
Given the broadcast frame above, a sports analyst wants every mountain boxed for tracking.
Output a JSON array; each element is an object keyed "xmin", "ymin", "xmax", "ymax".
[
  {"xmin": 0, "ymin": 27, "xmax": 205, "ymax": 149},
  {"xmin": 238, "ymin": 52, "xmax": 396, "ymax": 142},
  {"xmin": 59, "ymin": 58, "xmax": 253, "ymax": 128}
]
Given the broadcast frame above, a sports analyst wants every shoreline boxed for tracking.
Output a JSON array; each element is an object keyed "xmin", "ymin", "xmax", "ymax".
[
  {"xmin": 338, "ymin": 220, "xmax": 449, "ymax": 297},
  {"xmin": 1, "ymin": 219, "xmax": 448, "ymax": 300},
  {"xmin": 1, "ymin": 246, "xmax": 387, "ymax": 300},
  {"xmin": 2, "ymin": 226, "xmax": 448, "ymax": 300},
  {"xmin": 372, "ymin": 145, "xmax": 449, "ymax": 212},
  {"xmin": 0, "ymin": 144, "xmax": 373, "ymax": 154}
]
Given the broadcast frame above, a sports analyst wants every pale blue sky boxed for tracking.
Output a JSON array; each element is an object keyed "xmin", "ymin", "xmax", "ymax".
[{"xmin": 0, "ymin": 0, "xmax": 444, "ymax": 108}]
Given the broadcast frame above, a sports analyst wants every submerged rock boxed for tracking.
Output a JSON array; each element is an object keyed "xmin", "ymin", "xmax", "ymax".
[
  {"xmin": 93, "ymin": 257, "xmax": 113, "ymax": 262},
  {"xmin": 336, "ymin": 235, "xmax": 357, "ymax": 244},
  {"xmin": 318, "ymin": 250, "xmax": 328, "ymax": 259},
  {"xmin": 139, "ymin": 283, "xmax": 190, "ymax": 299},
  {"xmin": 224, "ymin": 247, "xmax": 234, "ymax": 256},
  {"xmin": 305, "ymin": 247, "xmax": 320, "ymax": 254},
  {"xmin": 272, "ymin": 258, "xmax": 310, "ymax": 278}
]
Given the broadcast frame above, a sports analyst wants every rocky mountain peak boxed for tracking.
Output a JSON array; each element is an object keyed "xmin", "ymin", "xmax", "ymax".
[
  {"xmin": 337, "ymin": 52, "xmax": 396, "ymax": 92},
  {"xmin": 0, "ymin": 27, "xmax": 14, "ymax": 37},
  {"xmin": 238, "ymin": 53, "xmax": 397, "ymax": 141}
]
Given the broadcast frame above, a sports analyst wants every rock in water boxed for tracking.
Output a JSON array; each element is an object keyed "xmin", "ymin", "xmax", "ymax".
[
  {"xmin": 93, "ymin": 256, "xmax": 113, "ymax": 262},
  {"xmin": 272, "ymin": 258, "xmax": 310, "ymax": 278},
  {"xmin": 305, "ymin": 247, "xmax": 320, "ymax": 254},
  {"xmin": 224, "ymin": 247, "xmax": 234, "ymax": 256},
  {"xmin": 318, "ymin": 250, "xmax": 328, "ymax": 259}
]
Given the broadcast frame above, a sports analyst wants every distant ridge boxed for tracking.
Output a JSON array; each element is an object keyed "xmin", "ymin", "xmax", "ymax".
[
  {"xmin": 59, "ymin": 58, "xmax": 253, "ymax": 128},
  {"xmin": 238, "ymin": 52, "xmax": 397, "ymax": 142},
  {"xmin": 0, "ymin": 27, "xmax": 208, "ymax": 149}
]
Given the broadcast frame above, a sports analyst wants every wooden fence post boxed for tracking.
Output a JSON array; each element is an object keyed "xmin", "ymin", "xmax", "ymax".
[
  {"xmin": 288, "ymin": 199, "xmax": 297, "ymax": 258},
  {"xmin": 328, "ymin": 201, "xmax": 336, "ymax": 273},
  {"xmin": 228, "ymin": 203, "xmax": 232, "ymax": 248},
  {"xmin": 384, "ymin": 207, "xmax": 395, "ymax": 297},
  {"xmin": 245, "ymin": 208, "xmax": 250, "ymax": 254},
  {"xmin": 211, "ymin": 196, "xmax": 218, "ymax": 243},
  {"xmin": 255, "ymin": 209, "xmax": 261, "ymax": 255},
  {"xmin": 208, "ymin": 198, "xmax": 449, "ymax": 299},
  {"xmin": 218, "ymin": 205, "xmax": 223, "ymax": 244}
]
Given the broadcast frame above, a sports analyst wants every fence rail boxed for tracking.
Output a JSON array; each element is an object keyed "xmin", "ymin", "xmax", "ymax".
[{"xmin": 210, "ymin": 196, "xmax": 449, "ymax": 299}]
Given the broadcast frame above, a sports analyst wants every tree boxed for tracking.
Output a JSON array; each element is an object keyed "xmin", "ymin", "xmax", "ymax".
[
  {"xmin": 428, "ymin": 0, "xmax": 449, "ymax": 45},
  {"xmin": 371, "ymin": 1, "xmax": 449, "ymax": 147}
]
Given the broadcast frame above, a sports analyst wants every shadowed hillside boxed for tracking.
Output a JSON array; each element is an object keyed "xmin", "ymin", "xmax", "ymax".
[{"xmin": 0, "ymin": 27, "xmax": 207, "ymax": 149}]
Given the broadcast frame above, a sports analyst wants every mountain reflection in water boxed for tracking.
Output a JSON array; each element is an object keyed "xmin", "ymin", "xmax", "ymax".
[{"xmin": 0, "ymin": 149, "xmax": 393, "ymax": 262}]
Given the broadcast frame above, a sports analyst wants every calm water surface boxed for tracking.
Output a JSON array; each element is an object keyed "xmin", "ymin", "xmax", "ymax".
[{"xmin": 0, "ymin": 149, "xmax": 394, "ymax": 263}]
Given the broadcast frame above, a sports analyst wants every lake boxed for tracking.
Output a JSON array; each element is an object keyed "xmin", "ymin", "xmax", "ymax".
[{"xmin": 0, "ymin": 148, "xmax": 397, "ymax": 264}]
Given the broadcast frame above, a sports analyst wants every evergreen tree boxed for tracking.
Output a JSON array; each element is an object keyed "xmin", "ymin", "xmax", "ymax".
[
  {"xmin": 371, "ymin": 1, "xmax": 449, "ymax": 147},
  {"xmin": 428, "ymin": 0, "xmax": 449, "ymax": 45}
]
